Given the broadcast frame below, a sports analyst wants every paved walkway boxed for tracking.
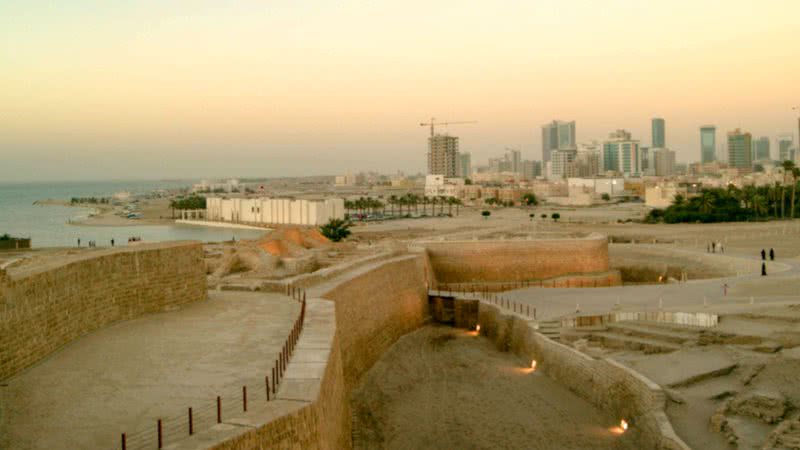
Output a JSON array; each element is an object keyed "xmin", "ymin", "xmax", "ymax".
[
  {"xmin": 497, "ymin": 245, "xmax": 800, "ymax": 320},
  {"xmin": 0, "ymin": 290, "xmax": 299, "ymax": 450}
]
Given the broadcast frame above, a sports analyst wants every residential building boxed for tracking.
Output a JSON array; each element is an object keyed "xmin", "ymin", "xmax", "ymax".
[
  {"xmin": 551, "ymin": 149, "xmax": 577, "ymax": 179},
  {"xmin": 424, "ymin": 174, "xmax": 464, "ymax": 198},
  {"xmin": 700, "ymin": 126, "xmax": 716, "ymax": 163},
  {"xmin": 521, "ymin": 160, "xmax": 541, "ymax": 179},
  {"xmin": 602, "ymin": 129, "xmax": 641, "ymax": 177},
  {"xmin": 506, "ymin": 148, "xmax": 521, "ymax": 173},
  {"xmin": 428, "ymin": 134, "xmax": 459, "ymax": 177},
  {"xmin": 753, "ymin": 136, "xmax": 770, "ymax": 161},
  {"xmin": 727, "ymin": 128, "xmax": 753, "ymax": 174},
  {"xmin": 641, "ymin": 146, "xmax": 651, "ymax": 174},
  {"xmin": 653, "ymin": 148, "xmax": 676, "ymax": 177},
  {"xmin": 652, "ymin": 118, "xmax": 666, "ymax": 148},
  {"xmin": 645, "ymin": 183, "xmax": 687, "ymax": 208}
]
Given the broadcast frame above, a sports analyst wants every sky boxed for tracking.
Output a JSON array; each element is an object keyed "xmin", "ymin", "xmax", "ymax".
[{"xmin": 2, "ymin": 0, "xmax": 800, "ymax": 182}]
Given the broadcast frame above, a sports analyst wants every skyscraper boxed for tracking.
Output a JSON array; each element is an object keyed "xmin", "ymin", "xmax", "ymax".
[
  {"xmin": 752, "ymin": 137, "xmax": 770, "ymax": 161},
  {"xmin": 427, "ymin": 134, "xmax": 459, "ymax": 177},
  {"xmin": 457, "ymin": 152, "xmax": 471, "ymax": 178},
  {"xmin": 505, "ymin": 148, "xmax": 522, "ymax": 173},
  {"xmin": 651, "ymin": 118, "xmax": 665, "ymax": 148},
  {"xmin": 727, "ymin": 129, "xmax": 752, "ymax": 173},
  {"xmin": 602, "ymin": 129, "xmax": 641, "ymax": 177},
  {"xmin": 700, "ymin": 126, "xmax": 716, "ymax": 163},
  {"xmin": 551, "ymin": 149, "xmax": 577, "ymax": 179},
  {"xmin": 778, "ymin": 135, "xmax": 795, "ymax": 162},
  {"xmin": 541, "ymin": 120, "xmax": 576, "ymax": 162}
]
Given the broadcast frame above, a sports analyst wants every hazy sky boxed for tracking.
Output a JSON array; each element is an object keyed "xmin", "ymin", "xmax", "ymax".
[{"xmin": 2, "ymin": 0, "xmax": 800, "ymax": 182}]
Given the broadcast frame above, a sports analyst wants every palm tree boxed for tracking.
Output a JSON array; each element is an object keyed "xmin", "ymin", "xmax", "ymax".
[
  {"xmin": 389, "ymin": 195, "xmax": 397, "ymax": 217},
  {"xmin": 700, "ymin": 191, "xmax": 714, "ymax": 215},
  {"xmin": 753, "ymin": 195, "xmax": 768, "ymax": 217}
]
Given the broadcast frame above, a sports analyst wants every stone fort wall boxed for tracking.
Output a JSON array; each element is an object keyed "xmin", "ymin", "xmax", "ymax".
[
  {"xmin": 0, "ymin": 242, "xmax": 207, "ymax": 381},
  {"xmin": 477, "ymin": 302, "xmax": 690, "ymax": 450},
  {"xmin": 177, "ymin": 254, "xmax": 432, "ymax": 450},
  {"xmin": 421, "ymin": 233, "xmax": 618, "ymax": 286}
]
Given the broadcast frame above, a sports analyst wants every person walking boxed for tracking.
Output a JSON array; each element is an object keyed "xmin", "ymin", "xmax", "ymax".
[
  {"xmin": 77, "ymin": 238, "xmax": 81, "ymax": 247},
  {"xmin": 762, "ymin": 262, "xmax": 767, "ymax": 276},
  {"xmin": 770, "ymin": 248, "xmax": 775, "ymax": 260},
  {"xmin": 719, "ymin": 242, "xmax": 724, "ymax": 253},
  {"xmin": 111, "ymin": 238, "xmax": 115, "ymax": 247},
  {"xmin": 712, "ymin": 242, "xmax": 716, "ymax": 253},
  {"xmin": 761, "ymin": 249, "xmax": 766, "ymax": 260}
]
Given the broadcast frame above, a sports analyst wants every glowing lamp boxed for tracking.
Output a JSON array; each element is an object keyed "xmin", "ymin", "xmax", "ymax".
[
  {"xmin": 530, "ymin": 360, "xmax": 537, "ymax": 371},
  {"xmin": 620, "ymin": 419, "xmax": 628, "ymax": 431},
  {"xmin": 475, "ymin": 324, "xmax": 481, "ymax": 332}
]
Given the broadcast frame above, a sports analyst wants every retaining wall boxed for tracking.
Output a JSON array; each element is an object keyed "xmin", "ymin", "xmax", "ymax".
[
  {"xmin": 422, "ymin": 233, "xmax": 615, "ymax": 285},
  {"xmin": 477, "ymin": 303, "xmax": 690, "ymax": 450},
  {"xmin": 0, "ymin": 242, "xmax": 207, "ymax": 380},
  {"xmin": 560, "ymin": 311, "xmax": 719, "ymax": 329}
]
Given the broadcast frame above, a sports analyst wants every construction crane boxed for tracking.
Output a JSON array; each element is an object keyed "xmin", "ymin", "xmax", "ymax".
[{"xmin": 420, "ymin": 118, "xmax": 477, "ymax": 137}]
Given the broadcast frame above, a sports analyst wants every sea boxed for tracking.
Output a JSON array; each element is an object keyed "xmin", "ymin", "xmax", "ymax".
[{"xmin": 0, "ymin": 180, "xmax": 266, "ymax": 248}]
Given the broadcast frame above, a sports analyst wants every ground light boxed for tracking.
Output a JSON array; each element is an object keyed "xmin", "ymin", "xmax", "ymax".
[
  {"xmin": 609, "ymin": 419, "xmax": 629, "ymax": 435},
  {"xmin": 475, "ymin": 324, "xmax": 480, "ymax": 333},
  {"xmin": 530, "ymin": 360, "xmax": 537, "ymax": 371}
]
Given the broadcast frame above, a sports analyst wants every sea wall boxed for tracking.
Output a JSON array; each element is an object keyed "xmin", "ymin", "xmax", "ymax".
[
  {"xmin": 0, "ymin": 242, "xmax": 207, "ymax": 381},
  {"xmin": 422, "ymin": 233, "xmax": 615, "ymax": 285},
  {"xmin": 477, "ymin": 303, "xmax": 690, "ymax": 450}
]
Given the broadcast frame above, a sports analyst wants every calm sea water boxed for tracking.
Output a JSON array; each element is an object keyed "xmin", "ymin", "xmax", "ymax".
[{"xmin": 0, "ymin": 180, "xmax": 266, "ymax": 248}]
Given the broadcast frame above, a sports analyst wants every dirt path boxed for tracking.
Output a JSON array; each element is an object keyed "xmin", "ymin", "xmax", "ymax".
[{"xmin": 351, "ymin": 325, "xmax": 637, "ymax": 450}]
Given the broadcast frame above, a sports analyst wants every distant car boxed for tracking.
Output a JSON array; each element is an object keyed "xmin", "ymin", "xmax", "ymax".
[{"xmin": 127, "ymin": 213, "xmax": 142, "ymax": 219}]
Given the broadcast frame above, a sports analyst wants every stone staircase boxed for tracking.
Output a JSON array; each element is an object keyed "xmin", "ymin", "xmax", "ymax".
[
  {"xmin": 564, "ymin": 320, "xmax": 704, "ymax": 354},
  {"xmin": 537, "ymin": 320, "xmax": 562, "ymax": 341}
]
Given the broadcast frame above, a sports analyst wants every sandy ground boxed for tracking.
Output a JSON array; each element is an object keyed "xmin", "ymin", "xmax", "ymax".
[
  {"xmin": 70, "ymin": 197, "xmax": 174, "ymax": 226},
  {"xmin": 351, "ymin": 325, "xmax": 637, "ymax": 450},
  {"xmin": 0, "ymin": 291, "xmax": 299, "ymax": 450}
]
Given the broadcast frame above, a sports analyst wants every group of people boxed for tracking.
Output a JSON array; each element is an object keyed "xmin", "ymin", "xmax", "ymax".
[
  {"xmin": 707, "ymin": 241, "xmax": 724, "ymax": 253},
  {"xmin": 76, "ymin": 237, "xmax": 141, "ymax": 247},
  {"xmin": 761, "ymin": 248, "xmax": 775, "ymax": 276},
  {"xmin": 127, "ymin": 236, "xmax": 142, "ymax": 243}
]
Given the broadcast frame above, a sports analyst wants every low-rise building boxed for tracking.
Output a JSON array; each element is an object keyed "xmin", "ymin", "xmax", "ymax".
[{"xmin": 206, "ymin": 197, "xmax": 344, "ymax": 226}]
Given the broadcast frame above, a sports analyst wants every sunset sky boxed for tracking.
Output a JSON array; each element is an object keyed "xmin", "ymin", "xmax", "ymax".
[{"xmin": 2, "ymin": 0, "xmax": 800, "ymax": 181}]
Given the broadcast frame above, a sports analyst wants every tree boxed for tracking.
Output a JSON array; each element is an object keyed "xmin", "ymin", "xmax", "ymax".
[
  {"xmin": 529, "ymin": 213, "xmax": 535, "ymax": 221},
  {"xmin": 522, "ymin": 193, "xmax": 538, "ymax": 207},
  {"xmin": 792, "ymin": 167, "xmax": 800, "ymax": 219},
  {"xmin": 481, "ymin": 210, "xmax": 491, "ymax": 219},
  {"xmin": 319, "ymin": 218, "xmax": 352, "ymax": 242},
  {"xmin": 783, "ymin": 160, "xmax": 796, "ymax": 219},
  {"xmin": 601, "ymin": 193, "xmax": 611, "ymax": 202},
  {"xmin": 551, "ymin": 212, "xmax": 560, "ymax": 222},
  {"xmin": 541, "ymin": 213, "xmax": 547, "ymax": 219}
]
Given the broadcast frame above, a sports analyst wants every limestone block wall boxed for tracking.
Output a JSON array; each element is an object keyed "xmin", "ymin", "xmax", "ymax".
[
  {"xmin": 477, "ymin": 303, "xmax": 690, "ymax": 450},
  {"xmin": 181, "ymin": 254, "xmax": 431, "ymax": 450},
  {"xmin": 321, "ymin": 254, "xmax": 430, "ymax": 390},
  {"xmin": 0, "ymin": 242, "xmax": 207, "ymax": 380},
  {"xmin": 423, "ymin": 233, "xmax": 613, "ymax": 285}
]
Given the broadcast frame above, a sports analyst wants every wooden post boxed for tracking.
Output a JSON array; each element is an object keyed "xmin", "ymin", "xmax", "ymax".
[
  {"xmin": 243, "ymin": 386, "xmax": 247, "ymax": 412},
  {"xmin": 189, "ymin": 407, "xmax": 194, "ymax": 435},
  {"xmin": 266, "ymin": 375, "xmax": 271, "ymax": 401},
  {"xmin": 217, "ymin": 396, "xmax": 222, "ymax": 423},
  {"xmin": 121, "ymin": 433, "xmax": 126, "ymax": 450},
  {"xmin": 158, "ymin": 419, "xmax": 163, "ymax": 449}
]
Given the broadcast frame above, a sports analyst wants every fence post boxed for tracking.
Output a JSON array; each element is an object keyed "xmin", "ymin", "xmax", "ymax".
[
  {"xmin": 121, "ymin": 433, "xmax": 126, "ymax": 450},
  {"xmin": 266, "ymin": 375, "xmax": 271, "ymax": 401},
  {"xmin": 272, "ymin": 365, "xmax": 277, "ymax": 393},
  {"xmin": 217, "ymin": 396, "xmax": 222, "ymax": 423},
  {"xmin": 189, "ymin": 407, "xmax": 193, "ymax": 435},
  {"xmin": 243, "ymin": 386, "xmax": 247, "ymax": 412},
  {"xmin": 158, "ymin": 419, "xmax": 163, "ymax": 449}
]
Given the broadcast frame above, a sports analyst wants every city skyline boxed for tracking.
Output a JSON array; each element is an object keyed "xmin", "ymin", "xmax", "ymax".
[{"xmin": 2, "ymin": 0, "xmax": 800, "ymax": 182}]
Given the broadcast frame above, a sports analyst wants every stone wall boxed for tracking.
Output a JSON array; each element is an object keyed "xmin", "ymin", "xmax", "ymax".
[
  {"xmin": 0, "ymin": 242, "xmax": 207, "ymax": 381},
  {"xmin": 422, "ymin": 233, "xmax": 616, "ymax": 285},
  {"xmin": 178, "ymin": 254, "xmax": 431, "ymax": 450},
  {"xmin": 477, "ymin": 302, "xmax": 691, "ymax": 450}
]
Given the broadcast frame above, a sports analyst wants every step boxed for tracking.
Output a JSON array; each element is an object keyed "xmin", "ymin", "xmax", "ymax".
[
  {"xmin": 607, "ymin": 322, "xmax": 699, "ymax": 345},
  {"xmin": 587, "ymin": 331, "xmax": 682, "ymax": 354}
]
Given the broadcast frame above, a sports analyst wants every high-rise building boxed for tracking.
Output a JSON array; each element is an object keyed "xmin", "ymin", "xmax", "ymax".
[
  {"xmin": 778, "ymin": 135, "xmax": 795, "ymax": 162},
  {"xmin": 521, "ymin": 160, "xmax": 542, "ymax": 179},
  {"xmin": 551, "ymin": 149, "xmax": 577, "ymax": 179},
  {"xmin": 652, "ymin": 118, "xmax": 665, "ymax": 148},
  {"xmin": 457, "ymin": 152, "xmax": 472, "ymax": 178},
  {"xmin": 752, "ymin": 137, "xmax": 770, "ymax": 161},
  {"xmin": 505, "ymin": 148, "xmax": 522, "ymax": 173},
  {"xmin": 727, "ymin": 129, "xmax": 752, "ymax": 173},
  {"xmin": 541, "ymin": 120, "xmax": 576, "ymax": 162},
  {"xmin": 700, "ymin": 126, "xmax": 716, "ymax": 163},
  {"xmin": 427, "ymin": 134, "xmax": 459, "ymax": 177},
  {"xmin": 653, "ymin": 148, "xmax": 676, "ymax": 176},
  {"xmin": 602, "ymin": 129, "xmax": 641, "ymax": 177},
  {"xmin": 640, "ymin": 146, "xmax": 651, "ymax": 173}
]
